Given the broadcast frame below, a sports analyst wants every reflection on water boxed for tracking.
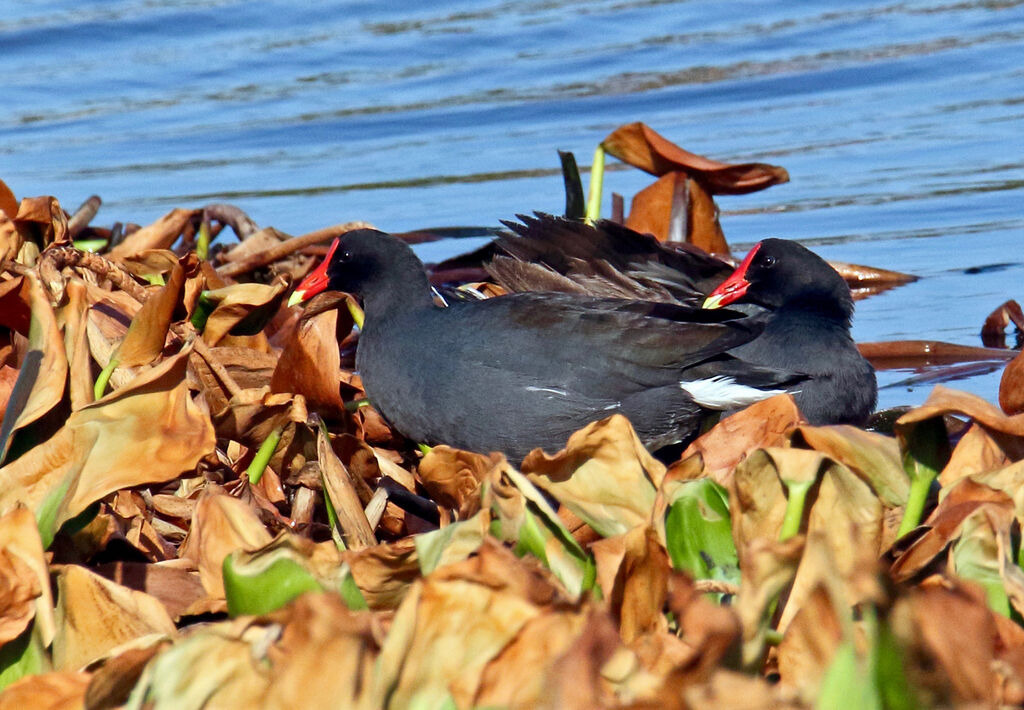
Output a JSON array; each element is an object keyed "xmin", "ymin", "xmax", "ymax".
[{"xmin": 2, "ymin": 0, "xmax": 1024, "ymax": 408}]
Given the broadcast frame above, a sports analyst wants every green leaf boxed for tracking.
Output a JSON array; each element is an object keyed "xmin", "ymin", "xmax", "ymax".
[
  {"xmin": 223, "ymin": 553, "xmax": 324, "ymax": 617},
  {"xmin": 0, "ymin": 623, "xmax": 49, "ymax": 691},
  {"xmin": 664, "ymin": 478, "xmax": 739, "ymax": 590}
]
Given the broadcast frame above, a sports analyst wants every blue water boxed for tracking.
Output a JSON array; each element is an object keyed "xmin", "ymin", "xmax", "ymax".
[{"xmin": 3, "ymin": 0, "xmax": 1024, "ymax": 409}]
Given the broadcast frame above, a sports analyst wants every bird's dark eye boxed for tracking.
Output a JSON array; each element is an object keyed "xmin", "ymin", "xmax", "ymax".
[
  {"xmin": 338, "ymin": 249, "xmax": 353, "ymax": 263},
  {"xmin": 761, "ymin": 254, "xmax": 776, "ymax": 268}
]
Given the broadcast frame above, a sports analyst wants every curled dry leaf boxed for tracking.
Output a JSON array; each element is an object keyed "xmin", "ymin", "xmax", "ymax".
[
  {"xmin": 107, "ymin": 208, "xmax": 198, "ymax": 260},
  {"xmin": 602, "ymin": 122, "xmax": 790, "ymax": 194},
  {"xmin": 0, "ymin": 347, "xmax": 214, "ymax": 543},
  {"xmin": 52, "ymin": 564, "xmax": 176, "ymax": 672},
  {"xmin": 0, "ymin": 273, "xmax": 69, "ymax": 460},
  {"xmin": 417, "ymin": 445, "xmax": 501, "ymax": 511},
  {"xmin": 200, "ymin": 279, "xmax": 288, "ymax": 345},
  {"xmin": 522, "ymin": 414, "xmax": 665, "ymax": 538},
  {"xmin": 590, "ymin": 525, "xmax": 669, "ymax": 643},
  {"xmin": 674, "ymin": 394, "xmax": 802, "ymax": 487},
  {"xmin": 624, "ymin": 171, "xmax": 730, "ymax": 253},
  {"xmin": 113, "ymin": 260, "xmax": 184, "ymax": 368},
  {"xmin": 858, "ymin": 339, "xmax": 1015, "ymax": 370},
  {"xmin": 1000, "ymin": 348, "xmax": 1024, "ymax": 415},
  {"xmin": 0, "ymin": 506, "xmax": 54, "ymax": 646},
  {"xmin": 0, "ymin": 671, "xmax": 90, "ymax": 710},
  {"xmin": 177, "ymin": 485, "xmax": 273, "ymax": 599},
  {"xmin": 270, "ymin": 308, "xmax": 350, "ymax": 412}
]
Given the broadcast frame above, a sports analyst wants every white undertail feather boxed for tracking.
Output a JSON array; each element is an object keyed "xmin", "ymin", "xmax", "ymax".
[{"xmin": 680, "ymin": 376, "xmax": 789, "ymax": 410}]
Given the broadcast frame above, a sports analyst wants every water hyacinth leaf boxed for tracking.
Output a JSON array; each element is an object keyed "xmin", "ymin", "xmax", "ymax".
[
  {"xmin": 112, "ymin": 260, "xmax": 184, "ymax": 369},
  {"xmin": 0, "ymin": 625, "xmax": 49, "ymax": 693},
  {"xmin": 415, "ymin": 512, "xmax": 488, "ymax": 576},
  {"xmin": 270, "ymin": 308, "xmax": 351, "ymax": 412},
  {"xmin": 0, "ymin": 274, "xmax": 68, "ymax": 465},
  {"xmin": 664, "ymin": 478, "xmax": 739, "ymax": 589},
  {"xmin": 0, "ymin": 507, "xmax": 54, "ymax": 646},
  {"xmin": 485, "ymin": 463, "xmax": 594, "ymax": 598},
  {"xmin": 675, "ymin": 394, "xmax": 802, "ymax": 487},
  {"xmin": 952, "ymin": 508, "xmax": 1011, "ymax": 617},
  {"xmin": 522, "ymin": 414, "xmax": 665, "ymax": 538},
  {"xmin": 0, "ymin": 348, "xmax": 214, "ymax": 547},
  {"xmin": 197, "ymin": 279, "xmax": 288, "ymax": 344},
  {"xmin": 178, "ymin": 486, "xmax": 273, "ymax": 599},
  {"xmin": 123, "ymin": 624, "xmax": 271, "ymax": 710},
  {"xmin": 223, "ymin": 553, "xmax": 323, "ymax": 617},
  {"xmin": 0, "ymin": 669, "xmax": 88, "ymax": 709},
  {"xmin": 816, "ymin": 641, "xmax": 882, "ymax": 710},
  {"xmin": 52, "ymin": 565, "xmax": 176, "ymax": 672},
  {"xmin": 894, "ymin": 414, "xmax": 950, "ymax": 538},
  {"xmin": 601, "ymin": 122, "xmax": 790, "ymax": 193},
  {"xmin": 794, "ymin": 425, "xmax": 908, "ymax": 507},
  {"xmin": 372, "ymin": 541, "xmax": 579, "ymax": 710}
]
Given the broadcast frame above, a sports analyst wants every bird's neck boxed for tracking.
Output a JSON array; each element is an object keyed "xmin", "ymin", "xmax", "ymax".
[
  {"xmin": 361, "ymin": 270, "xmax": 436, "ymax": 324},
  {"xmin": 776, "ymin": 294, "xmax": 853, "ymax": 329}
]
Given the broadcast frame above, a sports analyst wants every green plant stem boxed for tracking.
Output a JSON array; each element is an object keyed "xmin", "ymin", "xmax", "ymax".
[
  {"xmin": 93, "ymin": 357, "xmax": 118, "ymax": 399},
  {"xmin": 584, "ymin": 145, "xmax": 605, "ymax": 224},
  {"xmin": 779, "ymin": 479, "xmax": 813, "ymax": 541},
  {"xmin": 72, "ymin": 238, "xmax": 107, "ymax": 253},
  {"xmin": 246, "ymin": 426, "xmax": 283, "ymax": 484},
  {"xmin": 343, "ymin": 398, "xmax": 370, "ymax": 413},
  {"xmin": 897, "ymin": 469, "xmax": 935, "ymax": 538},
  {"xmin": 197, "ymin": 218, "xmax": 211, "ymax": 261}
]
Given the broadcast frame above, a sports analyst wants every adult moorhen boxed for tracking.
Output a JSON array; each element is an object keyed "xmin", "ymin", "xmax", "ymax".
[
  {"xmin": 291, "ymin": 229, "xmax": 805, "ymax": 462},
  {"xmin": 487, "ymin": 215, "xmax": 876, "ymax": 426}
]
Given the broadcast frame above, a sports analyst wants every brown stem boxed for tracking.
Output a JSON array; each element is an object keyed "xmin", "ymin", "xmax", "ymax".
[
  {"xmin": 40, "ymin": 246, "xmax": 149, "ymax": 302},
  {"xmin": 68, "ymin": 195, "xmax": 102, "ymax": 239},
  {"xmin": 216, "ymin": 220, "xmax": 375, "ymax": 279}
]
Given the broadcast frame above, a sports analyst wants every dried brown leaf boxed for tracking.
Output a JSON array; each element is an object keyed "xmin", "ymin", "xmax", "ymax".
[
  {"xmin": 270, "ymin": 308, "xmax": 349, "ymax": 411},
  {"xmin": 0, "ymin": 506, "xmax": 54, "ymax": 645},
  {"xmin": 417, "ymin": 446, "xmax": 500, "ymax": 510},
  {"xmin": 602, "ymin": 122, "xmax": 789, "ymax": 193},
  {"xmin": 114, "ymin": 261, "xmax": 184, "ymax": 368},
  {"xmin": 674, "ymin": 394, "xmax": 802, "ymax": 487},
  {"xmin": 107, "ymin": 208, "xmax": 198, "ymax": 260},
  {"xmin": 522, "ymin": 414, "xmax": 665, "ymax": 538},
  {"xmin": 0, "ymin": 347, "xmax": 214, "ymax": 535},
  {"xmin": 177, "ymin": 485, "xmax": 274, "ymax": 599},
  {"xmin": 52, "ymin": 565, "xmax": 176, "ymax": 671},
  {"xmin": 0, "ymin": 671, "xmax": 90, "ymax": 710}
]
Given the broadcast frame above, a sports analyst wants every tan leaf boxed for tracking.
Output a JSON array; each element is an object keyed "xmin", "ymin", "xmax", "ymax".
[
  {"xmin": 344, "ymin": 537, "xmax": 420, "ymax": 610},
  {"xmin": 1001, "ymin": 349, "xmax": 1024, "ymax": 416},
  {"xmin": 0, "ymin": 178, "xmax": 16, "ymax": 218},
  {"xmin": 52, "ymin": 565, "xmax": 176, "ymax": 671},
  {"xmin": 624, "ymin": 172, "xmax": 730, "ymax": 253},
  {"xmin": 793, "ymin": 424, "xmax": 908, "ymax": 506},
  {"xmin": 602, "ymin": 122, "xmax": 790, "ymax": 193},
  {"xmin": 418, "ymin": 446, "xmax": 500, "ymax": 510},
  {"xmin": 270, "ymin": 308, "xmax": 348, "ymax": 411},
  {"xmin": 0, "ymin": 506, "xmax": 54, "ymax": 645},
  {"xmin": 0, "ymin": 347, "xmax": 214, "ymax": 536},
  {"xmin": 0, "ymin": 273, "xmax": 69, "ymax": 455},
  {"xmin": 373, "ymin": 540, "xmax": 571, "ymax": 709},
  {"xmin": 178, "ymin": 485, "xmax": 274, "ymax": 599},
  {"xmin": 93, "ymin": 561, "xmax": 207, "ymax": 622},
  {"xmin": 263, "ymin": 593, "xmax": 380, "ymax": 709},
  {"xmin": 675, "ymin": 394, "xmax": 802, "ymax": 487},
  {"xmin": 113, "ymin": 261, "xmax": 184, "ymax": 368},
  {"xmin": 14, "ymin": 195, "xmax": 68, "ymax": 246},
  {"xmin": 107, "ymin": 208, "xmax": 197, "ymax": 260},
  {"xmin": 522, "ymin": 414, "xmax": 666, "ymax": 538},
  {"xmin": 200, "ymin": 280, "xmax": 288, "ymax": 346},
  {"xmin": 590, "ymin": 525, "xmax": 669, "ymax": 643},
  {"xmin": 0, "ymin": 671, "xmax": 90, "ymax": 710}
]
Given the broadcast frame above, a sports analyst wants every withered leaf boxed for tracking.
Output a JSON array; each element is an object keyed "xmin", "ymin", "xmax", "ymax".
[{"xmin": 602, "ymin": 122, "xmax": 789, "ymax": 194}]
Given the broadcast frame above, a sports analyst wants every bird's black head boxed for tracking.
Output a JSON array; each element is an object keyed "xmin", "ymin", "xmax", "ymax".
[
  {"xmin": 290, "ymin": 229, "xmax": 432, "ymax": 313},
  {"xmin": 704, "ymin": 238, "xmax": 853, "ymax": 321}
]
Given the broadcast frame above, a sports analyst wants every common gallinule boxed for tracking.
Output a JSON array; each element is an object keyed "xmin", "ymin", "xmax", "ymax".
[
  {"xmin": 487, "ymin": 215, "xmax": 876, "ymax": 426},
  {"xmin": 291, "ymin": 229, "xmax": 805, "ymax": 461}
]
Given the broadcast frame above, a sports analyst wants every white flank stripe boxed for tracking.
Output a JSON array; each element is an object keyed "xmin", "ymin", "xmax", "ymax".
[
  {"xmin": 680, "ymin": 376, "xmax": 788, "ymax": 410},
  {"xmin": 525, "ymin": 385, "xmax": 569, "ymax": 397}
]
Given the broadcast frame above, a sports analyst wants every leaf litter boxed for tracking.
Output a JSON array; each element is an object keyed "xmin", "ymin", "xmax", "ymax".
[{"xmin": 0, "ymin": 124, "xmax": 1023, "ymax": 709}]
